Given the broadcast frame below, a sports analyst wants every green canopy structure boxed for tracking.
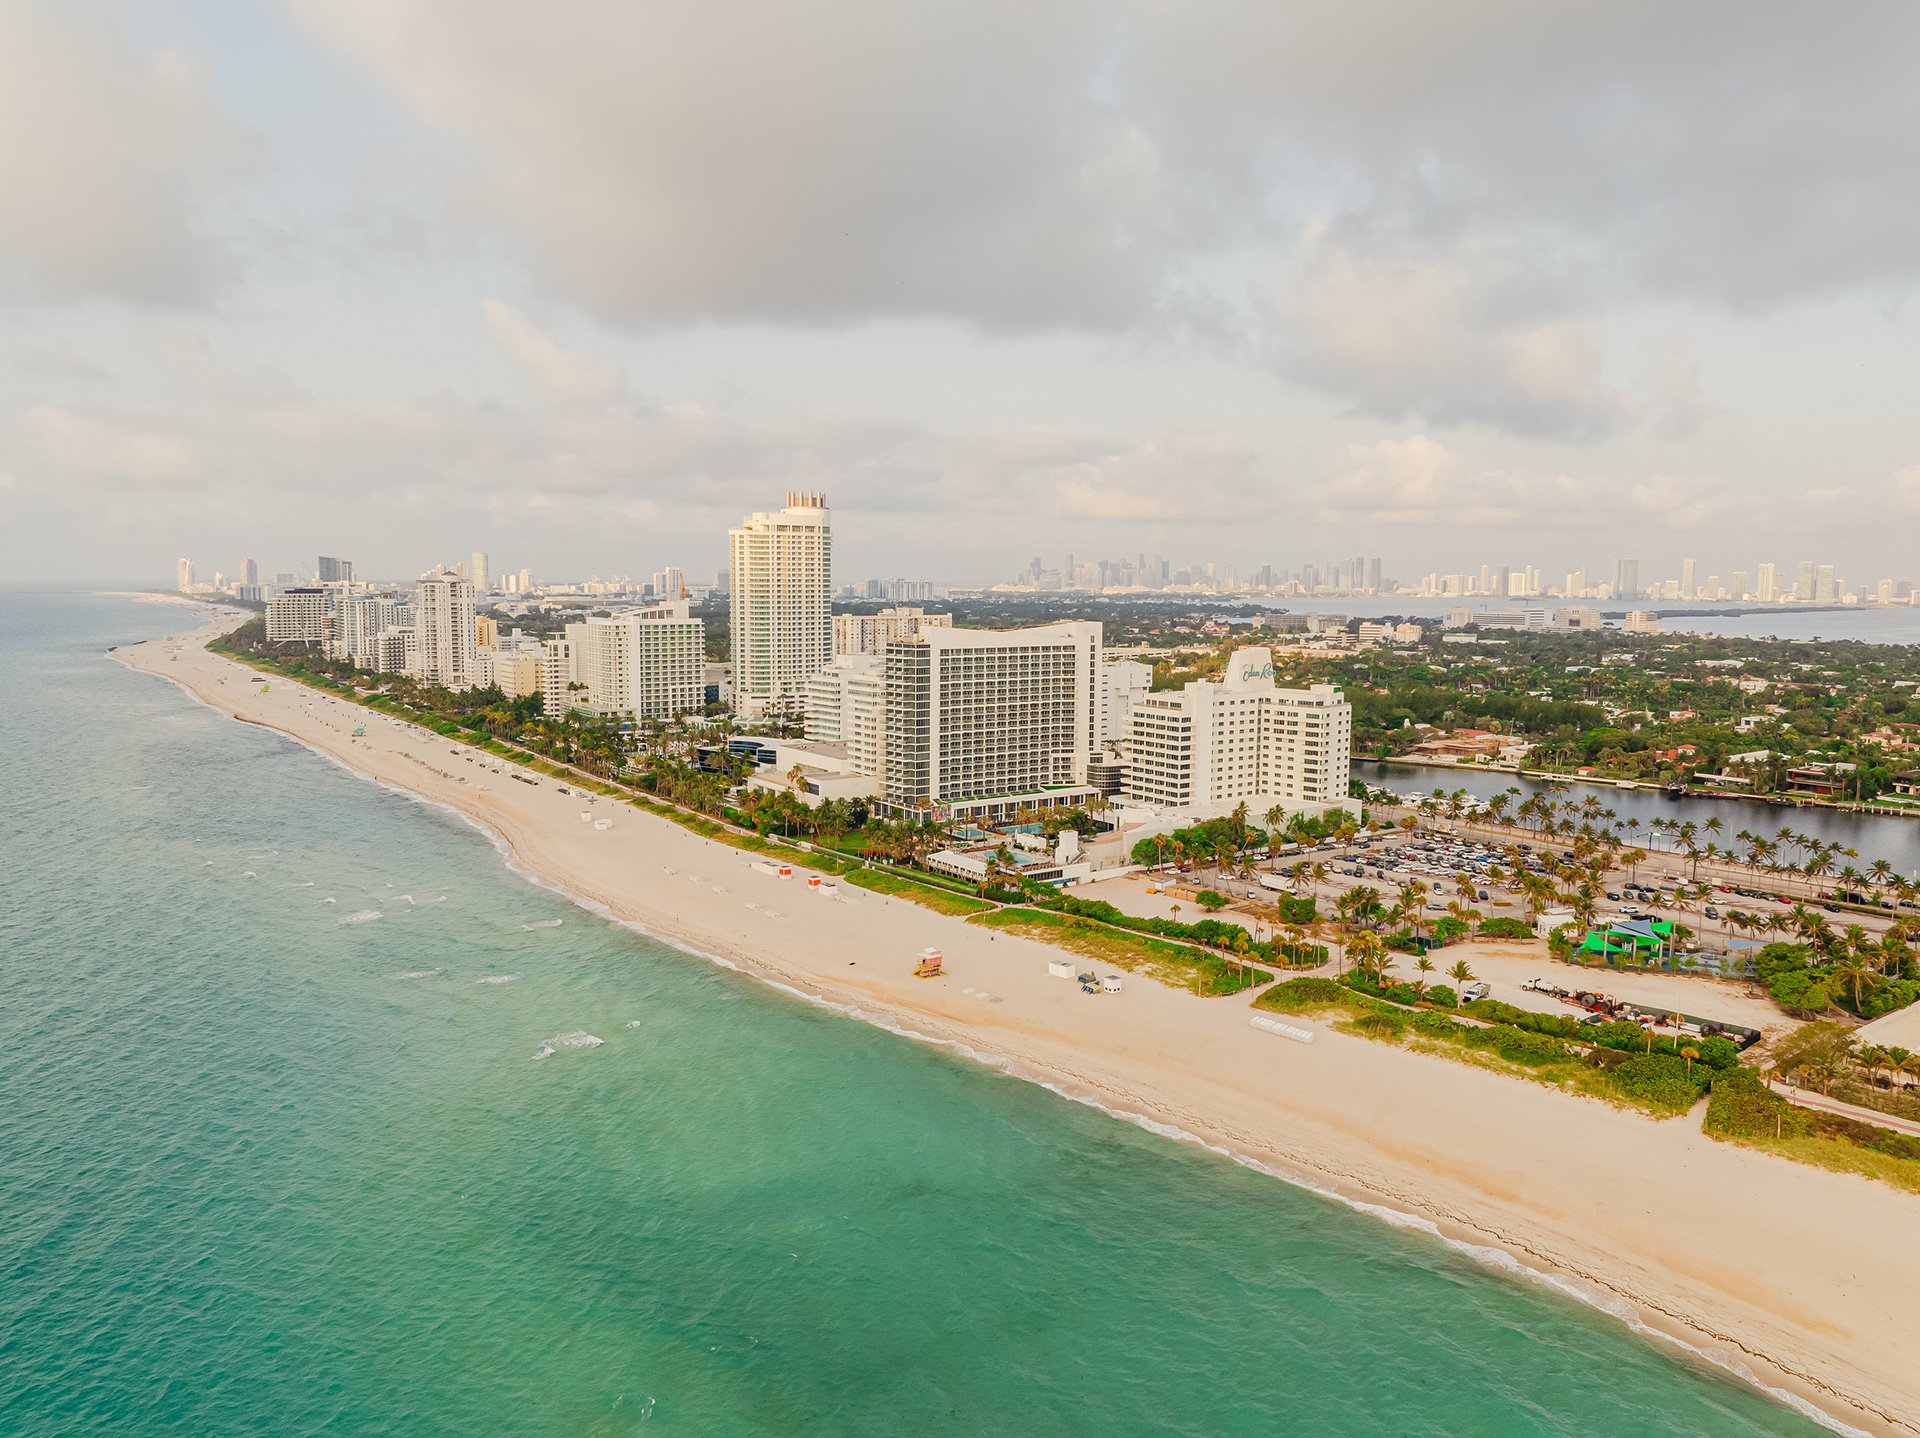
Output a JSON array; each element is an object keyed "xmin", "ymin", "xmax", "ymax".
[{"xmin": 1577, "ymin": 917, "xmax": 1677, "ymax": 961}]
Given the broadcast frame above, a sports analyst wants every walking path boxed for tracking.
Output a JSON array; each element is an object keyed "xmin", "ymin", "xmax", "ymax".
[{"xmin": 1778, "ymin": 1085, "xmax": 1920, "ymax": 1139}]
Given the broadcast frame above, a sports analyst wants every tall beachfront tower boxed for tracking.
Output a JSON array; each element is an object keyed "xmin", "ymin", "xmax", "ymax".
[
  {"xmin": 728, "ymin": 492, "xmax": 832, "ymax": 715},
  {"xmin": 414, "ymin": 568, "xmax": 476, "ymax": 690},
  {"xmin": 881, "ymin": 621, "xmax": 1103, "ymax": 824},
  {"xmin": 470, "ymin": 551, "xmax": 491, "ymax": 593}
]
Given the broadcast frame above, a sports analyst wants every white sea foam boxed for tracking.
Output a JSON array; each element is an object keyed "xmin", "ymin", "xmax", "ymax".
[
  {"xmin": 289, "ymin": 881, "xmax": 314, "ymax": 888},
  {"xmin": 241, "ymin": 870, "xmax": 256, "ymax": 878},
  {"xmin": 532, "ymin": 1029, "xmax": 603, "ymax": 1060},
  {"xmin": 395, "ymin": 968, "xmax": 442, "ymax": 980},
  {"xmin": 625, "ymin": 1020, "xmax": 644, "ymax": 1028},
  {"xmin": 323, "ymin": 896, "xmax": 336, "ymax": 903},
  {"xmin": 475, "ymin": 975, "xmax": 519, "ymax": 985},
  {"xmin": 521, "ymin": 918, "xmax": 564, "ymax": 930},
  {"xmin": 338, "ymin": 909, "xmax": 381, "ymax": 924}
]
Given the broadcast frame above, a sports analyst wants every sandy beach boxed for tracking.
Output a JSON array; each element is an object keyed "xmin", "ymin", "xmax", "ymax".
[{"xmin": 117, "ymin": 612, "xmax": 1920, "ymax": 1436}]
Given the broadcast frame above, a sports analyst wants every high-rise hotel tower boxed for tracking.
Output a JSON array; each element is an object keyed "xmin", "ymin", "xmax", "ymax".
[{"xmin": 728, "ymin": 492, "xmax": 832, "ymax": 714}]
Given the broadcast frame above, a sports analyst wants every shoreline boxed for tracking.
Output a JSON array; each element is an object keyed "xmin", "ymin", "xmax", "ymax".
[{"xmin": 114, "ymin": 615, "xmax": 1920, "ymax": 1436}]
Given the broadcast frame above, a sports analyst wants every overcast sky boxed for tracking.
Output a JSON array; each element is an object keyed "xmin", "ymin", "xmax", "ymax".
[{"xmin": 5, "ymin": 1, "xmax": 1920, "ymax": 589}]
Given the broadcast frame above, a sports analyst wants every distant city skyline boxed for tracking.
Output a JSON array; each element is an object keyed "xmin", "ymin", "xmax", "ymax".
[
  {"xmin": 173, "ymin": 533, "xmax": 1915, "ymax": 611},
  {"xmin": 143, "ymin": 540, "xmax": 1920, "ymax": 600}
]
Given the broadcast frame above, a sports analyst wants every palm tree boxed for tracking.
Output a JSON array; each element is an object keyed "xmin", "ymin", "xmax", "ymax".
[
  {"xmin": 1680, "ymin": 1044, "xmax": 1701, "ymax": 1078},
  {"xmin": 1857, "ymin": 1044, "xmax": 1891, "ymax": 1091},
  {"xmin": 1447, "ymin": 958, "xmax": 1475, "ymax": 988},
  {"xmin": 1829, "ymin": 958, "xmax": 1882, "ymax": 1014},
  {"xmin": 1413, "ymin": 955, "xmax": 1435, "ymax": 999},
  {"xmin": 1347, "ymin": 930, "xmax": 1386, "ymax": 985}
]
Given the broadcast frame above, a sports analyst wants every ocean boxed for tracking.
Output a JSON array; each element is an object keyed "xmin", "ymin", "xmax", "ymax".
[{"xmin": 0, "ymin": 589, "xmax": 1834, "ymax": 1437}]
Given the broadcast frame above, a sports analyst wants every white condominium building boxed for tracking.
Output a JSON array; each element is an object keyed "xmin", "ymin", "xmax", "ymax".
[
  {"xmin": 831, "ymin": 606, "xmax": 952, "ymax": 656},
  {"xmin": 563, "ymin": 600, "xmax": 705, "ymax": 721},
  {"xmin": 331, "ymin": 596, "xmax": 408, "ymax": 666},
  {"xmin": 265, "ymin": 587, "xmax": 332, "ymax": 645},
  {"xmin": 413, "ymin": 569, "xmax": 476, "ymax": 690},
  {"xmin": 728, "ymin": 492, "xmax": 832, "ymax": 713},
  {"xmin": 374, "ymin": 628, "xmax": 415, "ymax": 676},
  {"xmin": 539, "ymin": 638, "xmax": 576, "ymax": 717},
  {"xmin": 804, "ymin": 654, "xmax": 888, "ymax": 783},
  {"xmin": 492, "ymin": 649, "xmax": 542, "ymax": 700},
  {"xmin": 882, "ymin": 622, "xmax": 1101, "ymax": 822},
  {"xmin": 1127, "ymin": 647, "xmax": 1350, "ymax": 814},
  {"xmin": 1099, "ymin": 657, "xmax": 1153, "ymax": 746}
]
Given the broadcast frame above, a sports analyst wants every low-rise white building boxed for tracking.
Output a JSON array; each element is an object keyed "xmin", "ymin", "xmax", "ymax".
[
  {"xmin": 742, "ymin": 738, "xmax": 881, "ymax": 806},
  {"xmin": 1125, "ymin": 647, "xmax": 1350, "ymax": 817}
]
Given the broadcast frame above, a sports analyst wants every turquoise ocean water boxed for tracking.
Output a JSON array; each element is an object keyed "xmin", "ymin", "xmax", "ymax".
[{"xmin": 0, "ymin": 591, "xmax": 1835, "ymax": 1437}]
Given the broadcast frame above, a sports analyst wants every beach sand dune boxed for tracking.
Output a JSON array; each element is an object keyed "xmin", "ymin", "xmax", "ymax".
[{"xmin": 119, "ymin": 618, "xmax": 1920, "ymax": 1436}]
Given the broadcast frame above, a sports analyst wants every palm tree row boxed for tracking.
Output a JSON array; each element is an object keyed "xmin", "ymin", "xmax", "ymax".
[{"xmin": 1372, "ymin": 783, "xmax": 1914, "ymax": 909}]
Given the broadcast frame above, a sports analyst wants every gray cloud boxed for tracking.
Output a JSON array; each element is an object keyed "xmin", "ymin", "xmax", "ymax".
[
  {"xmin": 1133, "ymin": 3, "xmax": 1920, "ymax": 308},
  {"xmin": 1315, "ymin": 435, "xmax": 1736, "ymax": 531},
  {"xmin": 482, "ymin": 300, "xmax": 627, "ymax": 407},
  {"xmin": 288, "ymin": 1, "xmax": 1920, "ymax": 444},
  {"xmin": 1268, "ymin": 227, "xmax": 1630, "ymax": 441},
  {"xmin": 291, "ymin": 0, "xmax": 1167, "ymax": 331},
  {"xmin": 0, "ymin": 1, "xmax": 259, "ymax": 306},
  {"xmin": 1, "ymin": 380, "xmax": 1275, "ymax": 577}
]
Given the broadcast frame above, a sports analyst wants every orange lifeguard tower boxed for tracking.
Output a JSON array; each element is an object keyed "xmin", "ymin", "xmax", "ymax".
[{"xmin": 913, "ymin": 947, "xmax": 944, "ymax": 979}]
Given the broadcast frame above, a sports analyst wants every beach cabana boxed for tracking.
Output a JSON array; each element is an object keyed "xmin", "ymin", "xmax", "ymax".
[{"xmin": 1577, "ymin": 917, "xmax": 1678, "ymax": 964}]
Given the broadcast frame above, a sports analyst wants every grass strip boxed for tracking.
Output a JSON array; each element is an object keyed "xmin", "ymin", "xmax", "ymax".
[
  {"xmin": 970, "ymin": 907, "xmax": 1269, "ymax": 997},
  {"xmin": 844, "ymin": 868, "xmax": 994, "ymax": 915}
]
